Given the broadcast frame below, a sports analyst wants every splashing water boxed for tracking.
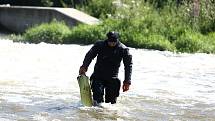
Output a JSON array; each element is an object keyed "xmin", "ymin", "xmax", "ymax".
[{"xmin": 0, "ymin": 37, "xmax": 215, "ymax": 121}]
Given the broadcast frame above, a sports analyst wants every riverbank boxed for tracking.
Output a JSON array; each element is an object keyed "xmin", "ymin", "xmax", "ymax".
[
  {"xmin": 0, "ymin": 24, "xmax": 12, "ymax": 38},
  {"xmin": 4, "ymin": 1, "xmax": 215, "ymax": 53},
  {"xmin": 0, "ymin": 32, "xmax": 10, "ymax": 39},
  {"xmin": 10, "ymin": 20, "xmax": 215, "ymax": 54}
]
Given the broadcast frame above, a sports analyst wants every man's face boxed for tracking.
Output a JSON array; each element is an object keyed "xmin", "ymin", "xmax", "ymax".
[
  {"xmin": 108, "ymin": 41, "xmax": 117, "ymax": 47},
  {"xmin": 107, "ymin": 38, "xmax": 118, "ymax": 47}
]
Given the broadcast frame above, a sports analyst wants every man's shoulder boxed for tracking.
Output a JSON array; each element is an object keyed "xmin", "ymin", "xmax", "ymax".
[
  {"xmin": 118, "ymin": 42, "xmax": 128, "ymax": 49},
  {"xmin": 94, "ymin": 40, "xmax": 105, "ymax": 46}
]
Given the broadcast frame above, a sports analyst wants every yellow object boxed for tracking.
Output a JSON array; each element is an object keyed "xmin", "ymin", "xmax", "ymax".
[{"xmin": 77, "ymin": 75, "xmax": 93, "ymax": 107}]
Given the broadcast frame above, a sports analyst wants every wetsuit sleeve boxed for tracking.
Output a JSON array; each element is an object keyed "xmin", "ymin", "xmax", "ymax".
[
  {"xmin": 123, "ymin": 48, "xmax": 133, "ymax": 84},
  {"xmin": 81, "ymin": 42, "xmax": 99, "ymax": 68}
]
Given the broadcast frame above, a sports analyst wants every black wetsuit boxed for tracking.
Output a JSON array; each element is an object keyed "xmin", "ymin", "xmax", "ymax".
[{"xmin": 82, "ymin": 40, "xmax": 132, "ymax": 104}]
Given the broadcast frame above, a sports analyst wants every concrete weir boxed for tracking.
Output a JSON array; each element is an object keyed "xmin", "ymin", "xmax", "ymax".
[{"xmin": 0, "ymin": 5, "xmax": 100, "ymax": 33}]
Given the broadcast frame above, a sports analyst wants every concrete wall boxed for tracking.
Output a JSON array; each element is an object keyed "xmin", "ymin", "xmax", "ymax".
[{"xmin": 0, "ymin": 6, "xmax": 100, "ymax": 33}]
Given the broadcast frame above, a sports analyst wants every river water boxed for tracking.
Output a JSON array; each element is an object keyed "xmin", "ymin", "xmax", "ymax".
[{"xmin": 0, "ymin": 36, "xmax": 215, "ymax": 121}]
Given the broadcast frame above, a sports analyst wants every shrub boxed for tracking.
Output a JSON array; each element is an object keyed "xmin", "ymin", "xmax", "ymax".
[
  {"xmin": 203, "ymin": 32, "xmax": 215, "ymax": 53},
  {"xmin": 23, "ymin": 21, "xmax": 70, "ymax": 44},
  {"xmin": 120, "ymin": 31, "xmax": 175, "ymax": 51},
  {"xmin": 64, "ymin": 24, "xmax": 105, "ymax": 44},
  {"xmin": 174, "ymin": 31, "xmax": 205, "ymax": 53},
  {"xmin": 14, "ymin": 0, "xmax": 215, "ymax": 54},
  {"xmin": 10, "ymin": 34, "xmax": 24, "ymax": 42},
  {"xmin": 78, "ymin": 0, "xmax": 116, "ymax": 18}
]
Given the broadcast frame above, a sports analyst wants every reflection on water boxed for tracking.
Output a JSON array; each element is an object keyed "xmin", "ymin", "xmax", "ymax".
[{"xmin": 0, "ymin": 39, "xmax": 215, "ymax": 121}]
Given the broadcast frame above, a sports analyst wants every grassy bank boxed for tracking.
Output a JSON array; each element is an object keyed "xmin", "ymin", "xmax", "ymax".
[{"xmin": 11, "ymin": 0, "xmax": 215, "ymax": 53}]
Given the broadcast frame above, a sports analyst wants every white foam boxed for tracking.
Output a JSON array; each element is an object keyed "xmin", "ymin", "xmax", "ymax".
[{"xmin": 1, "ymin": 39, "xmax": 215, "ymax": 120}]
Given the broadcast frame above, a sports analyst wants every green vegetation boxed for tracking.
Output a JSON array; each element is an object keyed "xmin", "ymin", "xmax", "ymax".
[
  {"xmin": 23, "ymin": 21, "xmax": 70, "ymax": 44},
  {"xmin": 11, "ymin": 0, "xmax": 215, "ymax": 53}
]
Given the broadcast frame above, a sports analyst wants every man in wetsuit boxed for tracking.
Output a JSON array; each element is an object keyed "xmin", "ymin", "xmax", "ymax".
[{"xmin": 79, "ymin": 31, "xmax": 132, "ymax": 105}]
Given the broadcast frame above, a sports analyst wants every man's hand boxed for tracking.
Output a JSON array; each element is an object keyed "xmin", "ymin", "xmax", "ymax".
[
  {"xmin": 122, "ymin": 82, "xmax": 130, "ymax": 92},
  {"xmin": 79, "ymin": 66, "xmax": 87, "ymax": 75}
]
